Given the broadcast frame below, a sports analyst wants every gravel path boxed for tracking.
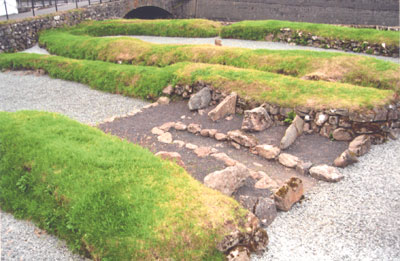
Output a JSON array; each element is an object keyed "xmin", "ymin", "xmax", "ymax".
[
  {"xmin": 1, "ymin": 211, "xmax": 87, "ymax": 261},
  {"xmin": 0, "ymin": 71, "xmax": 148, "ymax": 125},
  {"xmin": 124, "ymin": 36, "xmax": 400, "ymax": 64},
  {"xmin": 253, "ymin": 138, "xmax": 400, "ymax": 261}
]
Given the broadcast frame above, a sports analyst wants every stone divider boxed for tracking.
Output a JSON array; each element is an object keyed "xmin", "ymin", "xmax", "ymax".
[
  {"xmin": 263, "ymin": 28, "xmax": 399, "ymax": 57},
  {"xmin": 169, "ymin": 82, "xmax": 400, "ymax": 143}
]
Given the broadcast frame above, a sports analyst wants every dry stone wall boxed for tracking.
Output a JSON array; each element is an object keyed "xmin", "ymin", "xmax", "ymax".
[
  {"xmin": 170, "ymin": 82, "xmax": 400, "ymax": 144},
  {"xmin": 0, "ymin": 0, "xmax": 126, "ymax": 53}
]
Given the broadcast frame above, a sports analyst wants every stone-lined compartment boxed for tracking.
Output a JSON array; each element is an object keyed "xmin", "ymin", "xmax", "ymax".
[{"xmin": 168, "ymin": 82, "xmax": 400, "ymax": 144}]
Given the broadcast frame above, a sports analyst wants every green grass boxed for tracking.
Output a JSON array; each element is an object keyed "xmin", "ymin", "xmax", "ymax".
[
  {"xmin": 221, "ymin": 20, "xmax": 400, "ymax": 47},
  {"xmin": 39, "ymin": 29, "xmax": 400, "ymax": 92},
  {"xmin": 0, "ymin": 110, "xmax": 252, "ymax": 260},
  {"xmin": 71, "ymin": 19, "xmax": 221, "ymax": 37},
  {"xmin": 0, "ymin": 53, "xmax": 394, "ymax": 109}
]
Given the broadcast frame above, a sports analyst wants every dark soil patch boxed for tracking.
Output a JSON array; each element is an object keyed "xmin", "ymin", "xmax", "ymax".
[{"xmin": 98, "ymin": 100, "xmax": 348, "ymax": 194}]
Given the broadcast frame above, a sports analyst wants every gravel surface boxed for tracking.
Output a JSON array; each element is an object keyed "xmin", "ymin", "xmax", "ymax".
[
  {"xmin": 253, "ymin": 138, "xmax": 400, "ymax": 261},
  {"xmin": 0, "ymin": 71, "xmax": 148, "ymax": 125},
  {"xmin": 1, "ymin": 211, "xmax": 87, "ymax": 261},
  {"xmin": 123, "ymin": 36, "xmax": 400, "ymax": 64}
]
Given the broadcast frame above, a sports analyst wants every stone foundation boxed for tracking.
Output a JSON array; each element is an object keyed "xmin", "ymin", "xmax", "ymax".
[{"xmin": 168, "ymin": 82, "xmax": 400, "ymax": 143}]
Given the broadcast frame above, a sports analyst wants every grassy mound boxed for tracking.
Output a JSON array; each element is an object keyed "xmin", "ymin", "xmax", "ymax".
[
  {"xmin": 0, "ymin": 53, "xmax": 394, "ymax": 109},
  {"xmin": 72, "ymin": 19, "xmax": 221, "ymax": 37},
  {"xmin": 39, "ymin": 29, "xmax": 400, "ymax": 92},
  {"xmin": 220, "ymin": 20, "xmax": 399, "ymax": 46},
  {"xmin": 0, "ymin": 110, "xmax": 252, "ymax": 260}
]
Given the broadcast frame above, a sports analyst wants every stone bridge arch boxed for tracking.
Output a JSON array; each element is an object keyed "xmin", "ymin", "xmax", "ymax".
[{"xmin": 121, "ymin": 0, "xmax": 194, "ymax": 19}]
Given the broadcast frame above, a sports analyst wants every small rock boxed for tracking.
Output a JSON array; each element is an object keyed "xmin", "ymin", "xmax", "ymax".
[
  {"xmin": 231, "ymin": 142, "xmax": 241, "ymax": 150},
  {"xmin": 255, "ymin": 144, "xmax": 281, "ymax": 160},
  {"xmin": 173, "ymin": 140, "xmax": 185, "ymax": 147},
  {"xmin": 200, "ymin": 128, "xmax": 218, "ymax": 137},
  {"xmin": 241, "ymin": 107, "xmax": 273, "ymax": 132},
  {"xmin": 174, "ymin": 122, "xmax": 187, "ymax": 131},
  {"xmin": 274, "ymin": 177, "xmax": 304, "ymax": 211},
  {"xmin": 239, "ymin": 196, "xmax": 277, "ymax": 227},
  {"xmin": 187, "ymin": 123, "xmax": 202, "ymax": 134},
  {"xmin": 255, "ymin": 175, "xmax": 279, "ymax": 190},
  {"xmin": 227, "ymin": 130, "xmax": 258, "ymax": 148},
  {"xmin": 143, "ymin": 102, "xmax": 158, "ymax": 109},
  {"xmin": 188, "ymin": 87, "xmax": 212, "ymax": 110},
  {"xmin": 194, "ymin": 147, "xmax": 213, "ymax": 158},
  {"xmin": 157, "ymin": 96, "xmax": 170, "ymax": 105},
  {"xmin": 255, "ymin": 198, "xmax": 278, "ymax": 227},
  {"xmin": 208, "ymin": 92, "xmax": 237, "ymax": 121},
  {"xmin": 155, "ymin": 151, "xmax": 185, "ymax": 167},
  {"xmin": 162, "ymin": 85, "xmax": 174, "ymax": 95},
  {"xmin": 253, "ymin": 162, "xmax": 263, "ymax": 168},
  {"xmin": 159, "ymin": 122, "xmax": 175, "ymax": 132},
  {"xmin": 204, "ymin": 163, "xmax": 249, "ymax": 196},
  {"xmin": 157, "ymin": 132, "xmax": 173, "ymax": 144},
  {"xmin": 278, "ymin": 153, "xmax": 300, "ymax": 168},
  {"xmin": 309, "ymin": 165, "xmax": 344, "ymax": 182},
  {"xmin": 227, "ymin": 246, "xmax": 250, "ymax": 261},
  {"xmin": 185, "ymin": 143, "xmax": 198, "ymax": 150},
  {"xmin": 211, "ymin": 153, "xmax": 237, "ymax": 166},
  {"xmin": 388, "ymin": 129, "xmax": 399, "ymax": 140},
  {"xmin": 250, "ymin": 170, "xmax": 267, "ymax": 180},
  {"xmin": 348, "ymin": 135, "xmax": 371, "ymax": 156},
  {"xmin": 215, "ymin": 39, "xmax": 222, "ymax": 46},
  {"xmin": 151, "ymin": 127, "xmax": 164, "ymax": 135},
  {"xmin": 215, "ymin": 133, "xmax": 228, "ymax": 141},
  {"xmin": 332, "ymin": 128, "xmax": 353, "ymax": 141},
  {"xmin": 333, "ymin": 150, "xmax": 358, "ymax": 168},
  {"xmin": 315, "ymin": 112, "xmax": 328, "ymax": 126},
  {"xmin": 295, "ymin": 161, "xmax": 313, "ymax": 175},
  {"xmin": 198, "ymin": 109, "xmax": 206, "ymax": 116},
  {"xmin": 280, "ymin": 125, "xmax": 297, "ymax": 150}
]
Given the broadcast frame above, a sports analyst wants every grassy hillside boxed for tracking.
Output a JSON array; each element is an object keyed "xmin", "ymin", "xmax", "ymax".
[
  {"xmin": 39, "ymin": 29, "xmax": 400, "ymax": 92},
  {"xmin": 0, "ymin": 53, "xmax": 394, "ymax": 109},
  {"xmin": 0, "ymin": 110, "xmax": 252, "ymax": 260}
]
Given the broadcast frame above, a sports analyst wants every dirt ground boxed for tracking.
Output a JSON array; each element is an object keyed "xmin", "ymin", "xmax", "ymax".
[{"xmin": 99, "ymin": 100, "xmax": 349, "ymax": 198}]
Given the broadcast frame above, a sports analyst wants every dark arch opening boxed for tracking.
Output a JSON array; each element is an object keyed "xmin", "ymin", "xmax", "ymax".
[{"xmin": 124, "ymin": 6, "xmax": 172, "ymax": 19}]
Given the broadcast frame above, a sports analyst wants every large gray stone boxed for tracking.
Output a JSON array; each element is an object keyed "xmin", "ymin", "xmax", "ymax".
[
  {"xmin": 280, "ymin": 116, "xmax": 304, "ymax": 149},
  {"xmin": 241, "ymin": 107, "xmax": 273, "ymax": 132},
  {"xmin": 204, "ymin": 163, "xmax": 249, "ymax": 196},
  {"xmin": 239, "ymin": 196, "xmax": 277, "ymax": 227},
  {"xmin": 274, "ymin": 177, "xmax": 304, "ymax": 211},
  {"xmin": 227, "ymin": 130, "xmax": 258, "ymax": 148},
  {"xmin": 188, "ymin": 87, "xmax": 212, "ymax": 110},
  {"xmin": 278, "ymin": 153, "xmax": 300, "ymax": 168},
  {"xmin": 348, "ymin": 135, "xmax": 371, "ymax": 156},
  {"xmin": 333, "ymin": 149, "xmax": 358, "ymax": 168},
  {"xmin": 309, "ymin": 165, "xmax": 344, "ymax": 182},
  {"xmin": 208, "ymin": 92, "xmax": 237, "ymax": 121}
]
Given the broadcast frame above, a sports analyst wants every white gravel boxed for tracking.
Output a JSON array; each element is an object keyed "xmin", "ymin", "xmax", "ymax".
[
  {"xmin": 1, "ymin": 211, "xmax": 87, "ymax": 261},
  {"xmin": 121, "ymin": 36, "xmax": 400, "ymax": 64},
  {"xmin": 253, "ymin": 138, "xmax": 400, "ymax": 261},
  {"xmin": 0, "ymin": 71, "xmax": 148, "ymax": 125}
]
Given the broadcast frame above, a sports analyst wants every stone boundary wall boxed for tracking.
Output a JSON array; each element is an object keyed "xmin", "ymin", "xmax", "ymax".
[
  {"xmin": 261, "ymin": 28, "xmax": 399, "ymax": 57},
  {"xmin": 0, "ymin": 0, "xmax": 126, "ymax": 53},
  {"xmin": 171, "ymin": 83, "xmax": 400, "ymax": 144},
  {"xmin": 195, "ymin": 0, "xmax": 400, "ymax": 26}
]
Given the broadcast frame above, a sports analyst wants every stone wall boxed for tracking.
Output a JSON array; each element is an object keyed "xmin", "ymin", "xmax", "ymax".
[
  {"xmin": 195, "ymin": 0, "xmax": 400, "ymax": 26},
  {"xmin": 0, "ymin": 0, "xmax": 126, "ymax": 53},
  {"xmin": 170, "ymin": 82, "xmax": 400, "ymax": 144},
  {"xmin": 262, "ymin": 28, "xmax": 399, "ymax": 57}
]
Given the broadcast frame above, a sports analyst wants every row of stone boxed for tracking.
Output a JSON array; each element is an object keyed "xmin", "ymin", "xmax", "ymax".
[
  {"xmin": 162, "ymin": 84, "xmax": 400, "ymax": 143},
  {"xmin": 264, "ymin": 28, "xmax": 399, "ymax": 57}
]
